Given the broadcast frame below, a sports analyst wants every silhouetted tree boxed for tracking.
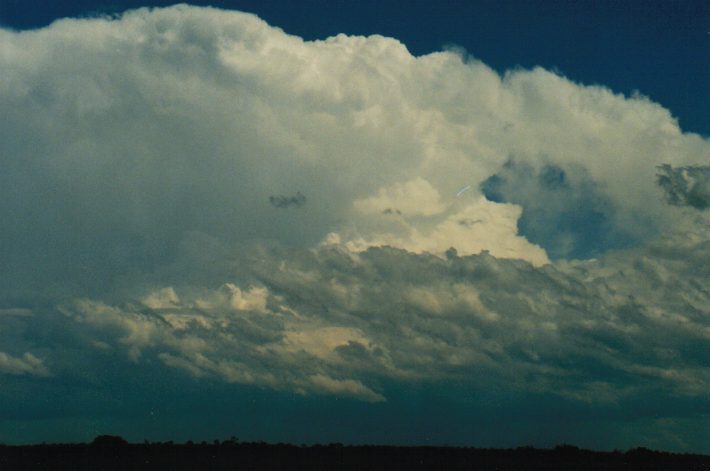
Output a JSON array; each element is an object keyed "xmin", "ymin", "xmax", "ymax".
[{"xmin": 90, "ymin": 435, "xmax": 128, "ymax": 447}]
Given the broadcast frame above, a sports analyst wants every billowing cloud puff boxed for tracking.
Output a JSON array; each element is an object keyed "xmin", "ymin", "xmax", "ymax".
[
  {"xmin": 2, "ymin": 4, "xmax": 708, "ymax": 302},
  {"xmin": 342, "ymin": 195, "xmax": 549, "ymax": 265},
  {"xmin": 1, "ymin": 4, "xmax": 710, "ymax": 449},
  {"xmin": 353, "ymin": 177, "xmax": 446, "ymax": 217}
]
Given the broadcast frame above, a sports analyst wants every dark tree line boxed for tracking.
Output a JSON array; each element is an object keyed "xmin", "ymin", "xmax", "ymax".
[{"xmin": 1, "ymin": 436, "xmax": 709, "ymax": 470}]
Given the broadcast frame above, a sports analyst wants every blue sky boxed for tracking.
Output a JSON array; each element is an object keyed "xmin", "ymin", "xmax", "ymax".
[{"xmin": 1, "ymin": 1, "xmax": 710, "ymax": 452}]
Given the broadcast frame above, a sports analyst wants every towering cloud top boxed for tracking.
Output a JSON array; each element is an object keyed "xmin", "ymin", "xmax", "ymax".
[{"xmin": 2, "ymin": 4, "xmax": 707, "ymax": 294}]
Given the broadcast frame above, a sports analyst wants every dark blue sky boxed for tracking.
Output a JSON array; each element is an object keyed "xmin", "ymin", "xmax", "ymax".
[{"xmin": 2, "ymin": 0, "xmax": 708, "ymax": 136}]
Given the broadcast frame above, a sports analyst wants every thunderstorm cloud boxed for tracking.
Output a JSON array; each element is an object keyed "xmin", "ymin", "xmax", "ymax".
[{"xmin": 1, "ymin": 4, "xmax": 710, "ymax": 450}]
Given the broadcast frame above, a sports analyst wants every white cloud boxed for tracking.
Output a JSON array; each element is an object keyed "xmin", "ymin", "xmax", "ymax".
[
  {"xmin": 282, "ymin": 326, "xmax": 369, "ymax": 360},
  {"xmin": 340, "ymin": 196, "xmax": 549, "ymax": 265},
  {"xmin": 221, "ymin": 284, "xmax": 269, "ymax": 313},
  {"xmin": 353, "ymin": 177, "xmax": 446, "ymax": 217},
  {"xmin": 2, "ymin": 4, "xmax": 708, "ymax": 304},
  {"xmin": 141, "ymin": 287, "xmax": 180, "ymax": 309},
  {"xmin": 307, "ymin": 374, "xmax": 385, "ymax": 403},
  {"xmin": 0, "ymin": 352, "xmax": 48, "ymax": 377}
]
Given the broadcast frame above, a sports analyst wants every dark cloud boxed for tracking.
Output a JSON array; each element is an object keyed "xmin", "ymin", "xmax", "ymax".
[
  {"xmin": 457, "ymin": 218, "xmax": 482, "ymax": 227},
  {"xmin": 657, "ymin": 164, "xmax": 710, "ymax": 210},
  {"xmin": 269, "ymin": 192, "xmax": 306, "ymax": 209},
  {"xmin": 3, "ymin": 234, "xmax": 710, "ymax": 447}
]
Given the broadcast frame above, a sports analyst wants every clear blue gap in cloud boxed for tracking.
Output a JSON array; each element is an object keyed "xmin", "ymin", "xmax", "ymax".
[{"xmin": 481, "ymin": 160, "xmax": 640, "ymax": 260}]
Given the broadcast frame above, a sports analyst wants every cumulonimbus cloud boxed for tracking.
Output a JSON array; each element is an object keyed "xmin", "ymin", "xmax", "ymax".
[
  {"xmin": 1, "ymin": 3, "xmax": 707, "ymax": 300},
  {"xmin": 1, "ymin": 4, "xmax": 710, "ymax": 448}
]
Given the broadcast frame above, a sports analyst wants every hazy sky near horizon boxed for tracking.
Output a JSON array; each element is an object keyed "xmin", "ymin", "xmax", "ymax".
[{"xmin": 1, "ymin": 1, "xmax": 710, "ymax": 452}]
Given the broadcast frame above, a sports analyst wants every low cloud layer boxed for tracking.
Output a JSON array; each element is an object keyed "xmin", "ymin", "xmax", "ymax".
[
  {"xmin": 0, "ymin": 351, "xmax": 48, "ymax": 377},
  {"xmin": 3, "ymin": 231, "xmax": 710, "ymax": 447},
  {"xmin": 1, "ymin": 4, "xmax": 710, "ymax": 450},
  {"xmin": 53, "ymin": 234, "xmax": 710, "ymax": 406}
]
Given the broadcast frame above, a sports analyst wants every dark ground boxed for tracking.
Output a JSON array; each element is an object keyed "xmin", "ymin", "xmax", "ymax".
[{"xmin": 2, "ymin": 436, "xmax": 709, "ymax": 470}]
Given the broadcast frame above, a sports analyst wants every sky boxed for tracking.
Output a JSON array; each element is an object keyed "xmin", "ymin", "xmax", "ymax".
[{"xmin": 1, "ymin": 0, "xmax": 710, "ymax": 452}]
